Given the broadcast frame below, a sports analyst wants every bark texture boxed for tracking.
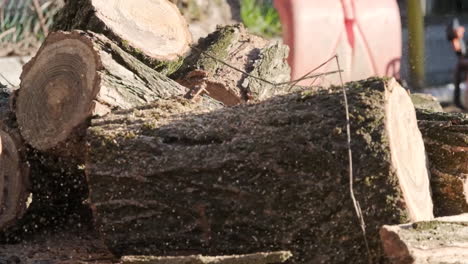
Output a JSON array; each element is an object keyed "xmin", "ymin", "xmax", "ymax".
[
  {"xmin": 86, "ymin": 78, "xmax": 433, "ymax": 263},
  {"xmin": 53, "ymin": 0, "xmax": 192, "ymax": 74},
  {"xmin": 174, "ymin": 24, "xmax": 291, "ymax": 105},
  {"xmin": 121, "ymin": 251, "xmax": 292, "ymax": 264},
  {"xmin": 417, "ymin": 110, "xmax": 468, "ymax": 216},
  {"xmin": 380, "ymin": 214, "xmax": 468, "ymax": 264},
  {"xmin": 16, "ymin": 30, "xmax": 189, "ymax": 152},
  {"xmin": 0, "ymin": 91, "xmax": 30, "ymax": 232}
]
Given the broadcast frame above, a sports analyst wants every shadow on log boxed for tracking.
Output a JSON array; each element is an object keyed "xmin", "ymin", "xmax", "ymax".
[{"xmin": 86, "ymin": 78, "xmax": 433, "ymax": 263}]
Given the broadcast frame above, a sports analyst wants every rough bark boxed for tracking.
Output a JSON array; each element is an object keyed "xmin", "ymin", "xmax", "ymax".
[
  {"xmin": 53, "ymin": 0, "xmax": 192, "ymax": 74},
  {"xmin": 0, "ymin": 91, "xmax": 30, "ymax": 232},
  {"xmin": 16, "ymin": 30, "xmax": 189, "ymax": 152},
  {"xmin": 380, "ymin": 214, "xmax": 468, "ymax": 264},
  {"xmin": 173, "ymin": 24, "xmax": 291, "ymax": 106},
  {"xmin": 416, "ymin": 110, "xmax": 468, "ymax": 216},
  {"xmin": 410, "ymin": 93, "xmax": 444, "ymax": 112},
  {"xmin": 86, "ymin": 78, "xmax": 433, "ymax": 263},
  {"xmin": 121, "ymin": 251, "xmax": 292, "ymax": 264}
]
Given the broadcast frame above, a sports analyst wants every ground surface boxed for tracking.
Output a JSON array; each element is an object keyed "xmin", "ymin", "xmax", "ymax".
[{"xmin": 0, "ymin": 226, "xmax": 115, "ymax": 264}]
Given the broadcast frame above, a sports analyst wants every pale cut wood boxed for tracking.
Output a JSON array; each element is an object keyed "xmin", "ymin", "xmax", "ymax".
[
  {"xmin": 53, "ymin": 0, "xmax": 192, "ymax": 74},
  {"xmin": 121, "ymin": 251, "xmax": 292, "ymax": 264},
  {"xmin": 410, "ymin": 93, "xmax": 443, "ymax": 112},
  {"xmin": 380, "ymin": 214, "xmax": 468, "ymax": 264},
  {"xmin": 174, "ymin": 24, "xmax": 291, "ymax": 105},
  {"xmin": 86, "ymin": 78, "xmax": 432, "ymax": 263},
  {"xmin": 16, "ymin": 30, "xmax": 188, "ymax": 152},
  {"xmin": 0, "ymin": 92, "xmax": 30, "ymax": 232}
]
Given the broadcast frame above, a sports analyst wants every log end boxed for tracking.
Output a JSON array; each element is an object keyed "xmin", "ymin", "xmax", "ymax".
[
  {"xmin": 0, "ymin": 129, "xmax": 30, "ymax": 231},
  {"xmin": 385, "ymin": 78, "xmax": 434, "ymax": 221},
  {"xmin": 16, "ymin": 31, "xmax": 102, "ymax": 151},
  {"xmin": 92, "ymin": 0, "xmax": 192, "ymax": 65}
]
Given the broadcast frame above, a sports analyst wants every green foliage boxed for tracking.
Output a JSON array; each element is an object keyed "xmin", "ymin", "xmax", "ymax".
[
  {"xmin": 240, "ymin": 0, "xmax": 282, "ymax": 38},
  {"xmin": 0, "ymin": 0, "xmax": 63, "ymax": 43}
]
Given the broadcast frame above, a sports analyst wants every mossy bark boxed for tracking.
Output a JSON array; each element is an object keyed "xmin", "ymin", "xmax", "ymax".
[
  {"xmin": 410, "ymin": 93, "xmax": 443, "ymax": 112},
  {"xmin": 173, "ymin": 24, "xmax": 291, "ymax": 105},
  {"xmin": 417, "ymin": 110, "xmax": 468, "ymax": 216},
  {"xmin": 52, "ymin": 0, "xmax": 188, "ymax": 75},
  {"xmin": 86, "ymin": 78, "xmax": 421, "ymax": 263}
]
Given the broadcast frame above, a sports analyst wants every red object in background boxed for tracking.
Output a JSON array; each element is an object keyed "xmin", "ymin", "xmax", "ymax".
[{"xmin": 274, "ymin": 0, "xmax": 402, "ymax": 85}]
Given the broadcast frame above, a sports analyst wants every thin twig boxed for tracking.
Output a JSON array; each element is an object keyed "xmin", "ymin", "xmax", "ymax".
[
  {"xmin": 335, "ymin": 55, "xmax": 372, "ymax": 264},
  {"xmin": 32, "ymin": 0, "xmax": 49, "ymax": 36},
  {"xmin": 0, "ymin": 27, "xmax": 16, "ymax": 40},
  {"xmin": 190, "ymin": 45, "xmax": 342, "ymax": 88}
]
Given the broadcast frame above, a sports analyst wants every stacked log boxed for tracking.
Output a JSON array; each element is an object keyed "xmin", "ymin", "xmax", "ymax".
[
  {"xmin": 416, "ymin": 110, "xmax": 468, "ymax": 216},
  {"xmin": 86, "ymin": 78, "xmax": 433, "ymax": 263},
  {"xmin": 53, "ymin": 0, "xmax": 193, "ymax": 74},
  {"xmin": 0, "ymin": 91, "xmax": 30, "ymax": 232},
  {"xmin": 380, "ymin": 214, "xmax": 468, "ymax": 264}
]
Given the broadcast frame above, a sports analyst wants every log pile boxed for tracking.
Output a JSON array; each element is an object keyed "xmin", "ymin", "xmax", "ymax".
[{"xmin": 0, "ymin": 0, "xmax": 467, "ymax": 263}]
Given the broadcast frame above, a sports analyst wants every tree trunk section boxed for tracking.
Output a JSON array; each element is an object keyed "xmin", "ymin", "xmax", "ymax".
[
  {"xmin": 121, "ymin": 251, "xmax": 292, "ymax": 264},
  {"xmin": 53, "ymin": 0, "xmax": 192, "ymax": 75},
  {"xmin": 16, "ymin": 30, "xmax": 190, "ymax": 152},
  {"xmin": 380, "ymin": 214, "xmax": 468, "ymax": 264},
  {"xmin": 86, "ymin": 78, "xmax": 433, "ymax": 263},
  {"xmin": 417, "ymin": 110, "xmax": 468, "ymax": 216},
  {"xmin": 0, "ymin": 91, "xmax": 30, "ymax": 232},
  {"xmin": 173, "ymin": 24, "xmax": 291, "ymax": 106}
]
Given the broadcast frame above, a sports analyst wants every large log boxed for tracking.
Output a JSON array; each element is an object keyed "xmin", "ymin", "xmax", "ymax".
[
  {"xmin": 380, "ymin": 214, "xmax": 468, "ymax": 264},
  {"xmin": 173, "ymin": 24, "xmax": 292, "ymax": 106},
  {"xmin": 0, "ymin": 91, "xmax": 30, "ymax": 232},
  {"xmin": 86, "ymin": 78, "xmax": 433, "ymax": 263},
  {"xmin": 416, "ymin": 110, "xmax": 468, "ymax": 216},
  {"xmin": 15, "ymin": 30, "xmax": 189, "ymax": 152},
  {"xmin": 53, "ymin": 0, "xmax": 192, "ymax": 74}
]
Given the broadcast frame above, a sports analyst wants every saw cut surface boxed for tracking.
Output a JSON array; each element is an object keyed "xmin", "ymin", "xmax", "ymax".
[
  {"xmin": 385, "ymin": 79, "xmax": 433, "ymax": 222},
  {"xmin": 92, "ymin": 0, "xmax": 192, "ymax": 60},
  {"xmin": 16, "ymin": 36, "xmax": 99, "ymax": 151}
]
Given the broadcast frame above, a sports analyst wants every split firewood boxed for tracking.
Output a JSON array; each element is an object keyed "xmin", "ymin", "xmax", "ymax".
[
  {"xmin": 121, "ymin": 251, "xmax": 292, "ymax": 264},
  {"xmin": 86, "ymin": 78, "xmax": 433, "ymax": 263},
  {"xmin": 173, "ymin": 24, "xmax": 292, "ymax": 106},
  {"xmin": 416, "ymin": 110, "xmax": 468, "ymax": 216},
  {"xmin": 380, "ymin": 214, "xmax": 468, "ymax": 264},
  {"xmin": 53, "ymin": 0, "xmax": 192, "ymax": 74},
  {"xmin": 0, "ymin": 91, "xmax": 29, "ymax": 232},
  {"xmin": 15, "ymin": 30, "xmax": 192, "ymax": 153}
]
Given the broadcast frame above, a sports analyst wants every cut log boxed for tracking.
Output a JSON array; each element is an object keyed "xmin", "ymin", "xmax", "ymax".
[
  {"xmin": 173, "ymin": 24, "xmax": 291, "ymax": 106},
  {"xmin": 410, "ymin": 93, "xmax": 443, "ymax": 112},
  {"xmin": 416, "ymin": 110, "xmax": 468, "ymax": 216},
  {"xmin": 380, "ymin": 214, "xmax": 468, "ymax": 264},
  {"xmin": 0, "ymin": 91, "xmax": 30, "ymax": 232},
  {"xmin": 16, "ymin": 30, "xmax": 189, "ymax": 152},
  {"xmin": 86, "ymin": 78, "xmax": 433, "ymax": 263},
  {"xmin": 53, "ymin": 0, "xmax": 192, "ymax": 74},
  {"xmin": 121, "ymin": 251, "xmax": 292, "ymax": 264}
]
